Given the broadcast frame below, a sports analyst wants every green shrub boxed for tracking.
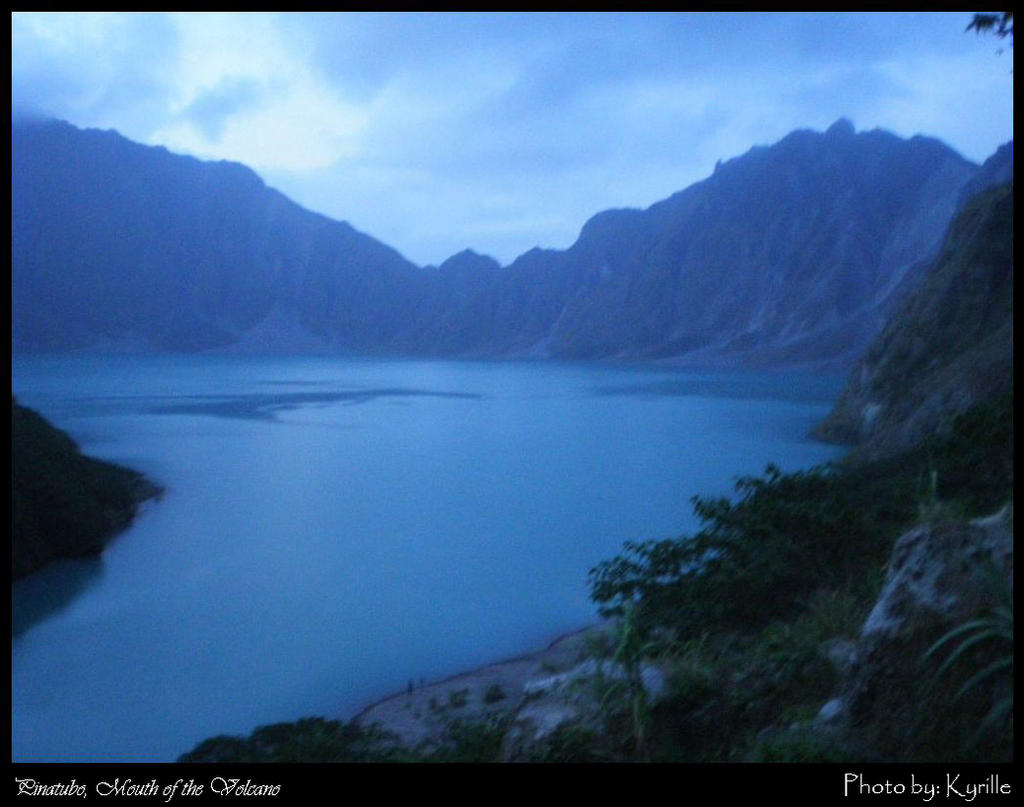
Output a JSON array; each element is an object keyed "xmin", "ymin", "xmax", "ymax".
[
  {"xmin": 589, "ymin": 463, "xmax": 894, "ymax": 636},
  {"xmin": 928, "ymin": 393, "xmax": 1013, "ymax": 514}
]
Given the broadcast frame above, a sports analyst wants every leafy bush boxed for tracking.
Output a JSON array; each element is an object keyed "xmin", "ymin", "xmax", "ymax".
[
  {"xmin": 925, "ymin": 393, "xmax": 1013, "ymax": 514},
  {"xmin": 589, "ymin": 463, "xmax": 894, "ymax": 636}
]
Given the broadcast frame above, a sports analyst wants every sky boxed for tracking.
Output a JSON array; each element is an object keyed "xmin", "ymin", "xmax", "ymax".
[{"xmin": 11, "ymin": 11, "xmax": 1014, "ymax": 268}]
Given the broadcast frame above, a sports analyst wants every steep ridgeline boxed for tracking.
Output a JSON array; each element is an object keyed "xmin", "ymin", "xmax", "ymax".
[
  {"xmin": 12, "ymin": 400, "xmax": 160, "ymax": 580},
  {"xmin": 13, "ymin": 118, "xmax": 984, "ymax": 367},
  {"xmin": 815, "ymin": 147, "xmax": 1013, "ymax": 460},
  {"xmin": 471, "ymin": 119, "xmax": 981, "ymax": 366}
]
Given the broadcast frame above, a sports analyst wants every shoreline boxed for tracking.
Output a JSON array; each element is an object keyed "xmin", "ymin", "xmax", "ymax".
[{"xmin": 351, "ymin": 621, "xmax": 613, "ymax": 746}]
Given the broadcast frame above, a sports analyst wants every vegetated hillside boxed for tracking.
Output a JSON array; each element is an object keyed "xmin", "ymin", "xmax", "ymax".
[
  {"xmin": 11, "ymin": 400, "xmax": 160, "ymax": 580},
  {"xmin": 814, "ymin": 174, "xmax": 1013, "ymax": 460},
  {"xmin": 13, "ymin": 118, "xmax": 982, "ymax": 368}
]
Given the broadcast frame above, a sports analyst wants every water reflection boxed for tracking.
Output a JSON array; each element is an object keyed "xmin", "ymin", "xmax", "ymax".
[{"xmin": 12, "ymin": 556, "xmax": 106, "ymax": 638}]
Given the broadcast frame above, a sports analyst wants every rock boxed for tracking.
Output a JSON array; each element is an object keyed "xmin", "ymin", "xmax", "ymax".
[
  {"xmin": 816, "ymin": 698, "xmax": 845, "ymax": 725},
  {"xmin": 817, "ymin": 508, "xmax": 1013, "ymax": 760},
  {"xmin": 502, "ymin": 658, "xmax": 667, "ymax": 760},
  {"xmin": 522, "ymin": 659, "xmax": 601, "ymax": 697},
  {"xmin": 822, "ymin": 638, "xmax": 858, "ymax": 675},
  {"xmin": 862, "ymin": 507, "xmax": 1012, "ymax": 637}
]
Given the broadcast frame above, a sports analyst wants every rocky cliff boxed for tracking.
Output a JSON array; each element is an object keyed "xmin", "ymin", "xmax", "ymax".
[{"xmin": 814, "ymin": 173, "xmax": 1012, "ymax": 460}]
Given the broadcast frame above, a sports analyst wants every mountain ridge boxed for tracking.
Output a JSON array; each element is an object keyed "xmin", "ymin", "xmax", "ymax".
[{"xmin": 12, "ymin": 117, "xmax": 997, "ymax": 368}]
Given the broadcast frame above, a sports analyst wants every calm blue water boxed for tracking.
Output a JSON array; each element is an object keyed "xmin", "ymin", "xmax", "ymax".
[{"xmin": 11, "ymin": 355, "xmax": 845, "ymax": 762}]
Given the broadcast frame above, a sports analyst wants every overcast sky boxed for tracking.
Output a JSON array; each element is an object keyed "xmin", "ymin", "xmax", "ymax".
[{"xmin": 11, "ymin": 11, "xmax": 1014, "ymax": 267}]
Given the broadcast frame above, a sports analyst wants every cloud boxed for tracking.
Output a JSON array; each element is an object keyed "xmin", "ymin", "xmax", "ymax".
[
  {"xmin": 869, "ymin": 52, "xmax": 1013, "ymax": 161},
  {"xmin": 179, "ymin": 78, "xmax": 264, "ymax": 141},
  {"xmin": 12, "ymin": 12, "xmax": 181, "ymax": 130},
  {"xmin": 141, "ymin": 13, "xmax": 371, "ymax": 172}
]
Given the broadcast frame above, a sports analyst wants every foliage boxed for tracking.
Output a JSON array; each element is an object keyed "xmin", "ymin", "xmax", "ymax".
[
  {"xmin": 925, "ymin": 565, "xmax": 1013, "ymax": 748},
  {"xmin": 661, "ymin": 637, "xmax": 717, "ymax": 708},
  {"xmin": 595, "ymin": 603, "xmax": 659, "ymax": 760},
  {"xmin": 178, "ymin": 718, "xmax": 405, "ymax": 763},
  {"xmin": 589, "ymin": 462, "xmax": 894, "ymax": 636},
  {"xmin": 585, "ymin": 394, "xmax": 1012, "ymax": 762},
  {"xmin": 967, "ymin": 12, "xmax": 1013, "ymax": 43},
  {"xmin": 746, "ymin": 728, "xmax": 851, "ymax": 763},
  {"xmin": 642, "ymin": 617, "xmax": 847, "ymax": 762},
  {"xmin": 922, "ymin": 393, "xmax": 1013, "ymax": 514},
  {"xmin": 848, "ymin": 611, "xmax": 1014, "ymax": 763},
  {"xmin": 179, "ymin": 711, "xmax": 518, "ymax": 764}
]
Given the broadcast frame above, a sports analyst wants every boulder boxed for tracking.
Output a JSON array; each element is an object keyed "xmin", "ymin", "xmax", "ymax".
[{"xmin": 816, "ymin": 508, "xmax": 1013, "ymax": 760}]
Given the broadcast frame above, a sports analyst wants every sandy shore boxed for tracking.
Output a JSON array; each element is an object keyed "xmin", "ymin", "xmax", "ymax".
[{"xmin": 351, "ymin": 622, "xmax": 614, "ymax": 747}]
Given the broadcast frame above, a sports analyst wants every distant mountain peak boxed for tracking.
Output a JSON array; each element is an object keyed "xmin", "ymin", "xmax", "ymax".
[
  {"xmin": 826, "ymin": 118, "xmax": 856, "ymax": 138},
  {"xmin": 438, "ymin": 249, "xmax": 501, "ymax": 273}
]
